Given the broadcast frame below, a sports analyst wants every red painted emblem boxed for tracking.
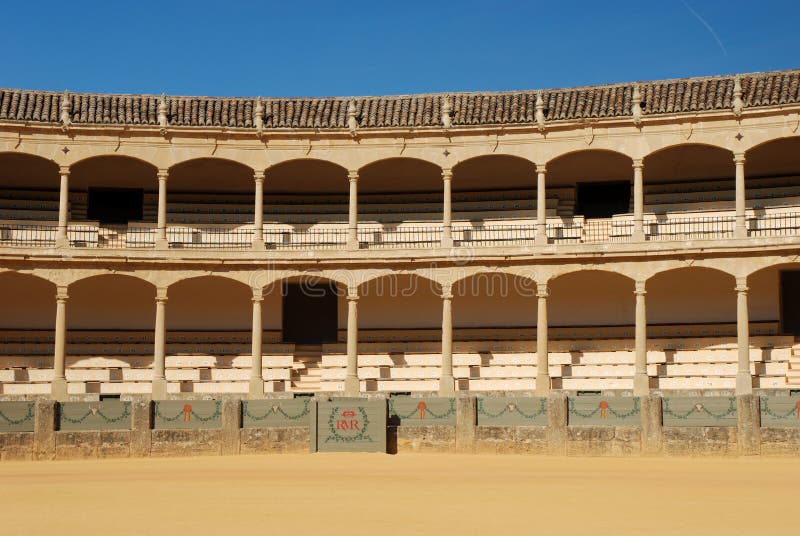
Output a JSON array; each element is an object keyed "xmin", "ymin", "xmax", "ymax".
[
  {"xmin": 599, "ymin": 400, "xmax": 609, "ymax": 419},
  {"xmin": 336, "ymin": 409, "xmax": 360, "ymax": 430},
  {"xmin": 183, "ymin": 404, "xmax": 192, "ymax": 423},
  {"xmin": 417, "ymin": 401, "xmax": 427, "ymax": 419}
]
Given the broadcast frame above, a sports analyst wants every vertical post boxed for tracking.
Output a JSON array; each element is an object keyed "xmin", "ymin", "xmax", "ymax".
[
  {"xmin": 347, "ymin": 170, "xmax": 359, "ymax": 250},
  {"xmin": 633, "ymin": 279, "xmax": 649, "ymax": 396},
  {"xmin": 535, "ymin": 282, "xmax": 550, "ymax": 396},
  {"xmin": 56, "ymin": 166, "xmax": 70, "ymax": 248},
  {"xmin": 439, "ymin": 283, "xmax": 455, "ymax": 394},
  {"xmin": 156, "ymin": 168, "xmax": 169, "ymax": 249},
  {"xmin": 736, "ymin": 277, "xmax": 753, "ymax": 395},
  {"xmin": 535, "ymin": 164, "xmax": 548, "ymax": 245},
  {"xmin": 632, "ymin": 159, "xmax": 645, "ymax": 241},
  {"xmin": 344, "ymin": 286, "xmax": 360, "ymax": 396},
  {"xmin": 441, "ymin": 168, "xmax": 454, "ymax": 248},
  {"xmin": 52, "ymin": 285, "xmax": 69, "ymax": 401},
  {"xmin": 734, "ymin": 153, "xmax": 747, "ymax": 238},
  {"xmin": 253, "ymin": 170, "xmax": 265, "ymax": 250},
  {"xmin": 249, "ymin": 288, "xmax": 264, "ymax": 398},
  {"xmin": 152, "ymin": 287, "xmax": 168, "ymax": 399}
]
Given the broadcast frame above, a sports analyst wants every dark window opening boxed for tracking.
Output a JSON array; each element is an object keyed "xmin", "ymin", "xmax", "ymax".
[
  {"xmin": 282, "ymin": 282, "xmax": 338, "ymax": 344},
  {"xmin": 575, "ymin": 181, "xmax": 631, "ymax": 219},
  {"xmin": 780, "ymin": 271, "xmax": 800, "ymax": 336},
  {"xmin": 87, "ymin": 188, "xmax": 144, "ymax": 224}
]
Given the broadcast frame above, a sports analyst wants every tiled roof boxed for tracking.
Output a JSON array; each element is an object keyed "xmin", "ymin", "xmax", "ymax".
[{"xmin": 0, "ymin": 70, "xmax": 798, "ymax": 130}]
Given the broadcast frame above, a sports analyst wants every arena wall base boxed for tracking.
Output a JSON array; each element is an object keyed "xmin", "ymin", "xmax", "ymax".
[{"xmin": 2, "ymin": 394, "xmax": 800, "ymax": 460}]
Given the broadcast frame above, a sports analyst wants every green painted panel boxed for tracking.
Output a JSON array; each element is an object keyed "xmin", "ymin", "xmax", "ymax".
[
  {"xmin": 568, "ymin": 396, "xmax": 640, "ymax": 426},
  {"xmin": 388, "ymin": 397, "xmax": 456, "ymax": 426},
  {"xmin": 59, "ymin": 401, "xmax": 131, "ymax": 431},
  {"xmin": 316, "ymin": 398, "xmax": 387, "ymax": 453},
  {"xmin": 662, "ymin": 397, "xmax": 737, "ymax": 427},
  {"xmin": 153, "ymin": 400, "xmax": 221, "ymax": 430},
  {"xmin": 0, "ymin": 401, "xmax": 35, "ymax": 432},
  {"xmin": 760, "ymin": 396, "xmax": 800, "ymax": 428},
  {"xmin": 477, "ymin": 397, "xmax": 547, "ymax": 427},
  {"xmin": 243, "ymin": 399, "xmax": 313, "ymax": 428}
]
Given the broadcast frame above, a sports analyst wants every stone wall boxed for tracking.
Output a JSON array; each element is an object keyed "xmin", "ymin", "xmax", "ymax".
[{"xmin": 2, "ymin": 394, "xmax": 800, "ymax": 460}]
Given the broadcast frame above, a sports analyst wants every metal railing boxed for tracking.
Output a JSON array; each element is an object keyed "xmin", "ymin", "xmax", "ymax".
[
  {"xmin": 359, "ymin": 227, "xmax": 442, "ymax": 249},
  {"xmin": 645, "ymin": 216, "xmax": 736, "ymax": 241},
  {"xmin": 454, "ymin": 225, "xmax": 536, "ymax": 247},
  {"xmin": 0, "ymin": 223, "xmax": 56, "ymax": 247},
  {"xmin": 168, "ymin": 227, "xmax": 254, "ymax": 250},
  {"xmin": 747, "ymin": 212, "xmax": 800, "ymax": 238},
  {"xmin": 265, "ymin": 228, "xmax": 347, "ymax": 250}
]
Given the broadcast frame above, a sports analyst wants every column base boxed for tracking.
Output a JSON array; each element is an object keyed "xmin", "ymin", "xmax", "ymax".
[
  {"xmin": 534, "ymin": 233, "xmax": 548, "ymax": 246},
  {"xmin": 440, "ymin": 237, "xmax": 454, "ymax": 249},
  {"xmin": 55, "ymin": 236, "xmax": 69, "ymax": 249},
  {"xmin": 248, "ymin": 377, "xmax": 264, "ymax": 398},
  {"xmin": 251, "ymin": 239, "xmax": 266, "ymax": 252},
  {"xmin": 51, "ymin": 377, "xmax": 68, "ymax": 401},
  {"xmin": 632, "ymin": 230, "xmax": 646, "ymax": 242},
  {"xmin": 734, "ymin": 225, "xmax": 747, "ymax": 239},
  {"xmin": 633, "ymin": 373, "xmax": 650, "ymax": 396},
  {"xmin": 155, "ymin": 239, "xmax": 169, "ymax": 250},
  {"xmin": 151, "ymin": 377, "xmax": 168, "ymax": 399},
  {"xmin": 438, "ymin": 375, "xmax": 455, "ymax": 395},
  {"xmin": 736, "ymin": 372, "xmax": 753, "ymax": 395},
  {"xmin": 534, "ymin": 374, "xmax": 551, "ymax": 397},
  {"xmin": 346, "ymin": 239, "xmax": 360, "ymax": 251},
  {"xmin": 344, "ymin": 375, "xmax": 360, "ymax": 397}
]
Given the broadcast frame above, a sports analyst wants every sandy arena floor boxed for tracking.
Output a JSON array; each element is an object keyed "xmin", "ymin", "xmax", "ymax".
[{"xmin": 1, "ymin": 453, "xmax": 795, "ymax": 535}]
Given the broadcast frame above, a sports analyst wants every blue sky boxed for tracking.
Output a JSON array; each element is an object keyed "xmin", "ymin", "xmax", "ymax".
[{"xmin": 2, "ymin": 1, "xmax": 798, "ymax": 97}]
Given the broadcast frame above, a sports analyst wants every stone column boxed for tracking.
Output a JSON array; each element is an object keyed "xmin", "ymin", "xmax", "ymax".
[
  {"xmin": 736, "ymin": 277, "xmax": 753, "ymax": 395},
  {"xmin": 455, "ymin": 396, "xmax": 477, "ymax": 453},
  {"xmin": 535, "ymin": 283, "xmax": 550, "ymax": 396},
  {"xmin": 441, "ymin": 168, "xmax": 454, "ymax": 248},
  {"xmin": 734, "ymin": 153, "xmax": 747, "ymax": 238},
  {"xmin": 152, "ymin": 287, "xmax": 168, "ymax": 399},
  {"xmin": 535, "ymin": 165, "xmax": 548, "ymax": 245},
  {"xmin": 439, "ymin": 283, "xmax": 455, "ymax": 394},
  {"xmin": 737, "ymin": 394, "xmax": 760, "ymax": 456},
  {"xmin": 130, "ymin": 396, "xmax": 152, "ymax": 457},
  {"xmin": 156, "ymin": 168, "xmax": 169, "ymax": 249},
  {"xmin": 632, "ymin": 159, "xmax": 645, "ymax": 241},
  {"xmin": 249, "ymin": 288, "xmax": 264, "ymax": 398},
  {"xmin": 252, "ymin": 170, "xmax": 265, "ymax": 250},
  {"xmin": 640, "ymin": 394, "xmax": 663, "ymax": 455},
  {"xmin": 52, "ymin": 286, "xmax": 68, "ymax": 401},
  {"xmin": 633, "ymin": 279, "xmax": 649, "ymax": 396},
  {"xmin": 221, "ymin": 398, "xmax": 242, "ymax": 455},
  {"xmin": 34, "ymin": 400, "xmax": 57, "ymax": 460},
  {"xmin": 546, "ymin": 391, "xmax": 568, "ymax": 455},
  {"xmin": 56, "ymin": 166, "xmax": 70, "ymax": 247},
  {"xmin": 347, "ymin": 170, "xmax": 359, "ymax": 250},
  {"xmin": 344, "ymin": 286, "xmax": 360, "ymax": 396}
]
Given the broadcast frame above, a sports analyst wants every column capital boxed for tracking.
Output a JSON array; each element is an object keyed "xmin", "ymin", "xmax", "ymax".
[
  {"xmin": 347, "ymin": 286, "xmax": 359, "ymax": 301},
  {"xmin": 157, "ymin": 168, "xmax": 169, "ymax": 181},
  {"xmin": 55, "ymin": 286, "xmax": 69, "ymax": 301},
  {"xmin": 735, "ymin": 277, "xmax": 748, "ymax": 293},
  {"xmin": 58, "ymin": 165, "xmax": 71, "ymax": 176},
  {"xmin": 253, "ymin": 170, "xmax": 265, "ymax": 182},
  {"xmin": 536, "ymin": 283, "xmax": 549, "ymax": 298},
  {"xmin": 733, "ymin": 152, "xmax": 746, "ymax": 165},
  {"xmin": 348, "ymin": 170, "xmax": 359, "ymax": 182},
  {"xmin": 155, "ymin": 287, "xmax": 168, "ymax": 301},
  {"xmin": 440, "ymin": 283, "xmax": 453, "ymax": 300},
  {"xmin": 635, "ymin": 280, "xmax": 647, "ymax": 295},
  {"xmin": 632, "ymin": 158, "xmax": 644, "ymax": 170},
  {"xmin": 252, "ymin": 287, "xmax": 264, "ymax": 302},
  {"xmin": 441, "ymin": 168, "xmax": 453, "ymax": 181},
  {"xmin": 536, "ymin": 164, "xmax": 547, "ymax": 175}
]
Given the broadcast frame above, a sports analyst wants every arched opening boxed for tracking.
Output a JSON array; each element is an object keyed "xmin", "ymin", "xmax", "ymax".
[
  {"xmin": 354, "ymin": 274, "xmax": 443, "ymax": 392},
  {"xmin": 0, "ymin": 272, "xmax": 55, "ymax": 395},
  {"xmin": 453, "ymin": 272, "xmax": 537, "ymax": 328},
  {"xmin": 647, "ymin": 267, "xmax": 735, "ymax": 325},
  {"xmin": 748, "ymin": 262, "xmax": 800, "ymax": 336},
  {"xmin": 745, "ymin": 138, "xmax": 800, "ymax": 234},
  {"xmin": 0, "ymin": 154, "xmax": 61, "ymax": 244},
  {"xmin": 549, "ymin": 270, "xmax": 634, "ymax": 327},
  {"xmin": 643, "ymin": 144, "xmax": 734, "ymax": 218},
  {"xmin": 167, "ymin": 158, "xmax": 255, "ymax": 225}
]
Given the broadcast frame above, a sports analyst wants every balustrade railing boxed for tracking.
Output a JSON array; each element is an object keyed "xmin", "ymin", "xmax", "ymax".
[{"xmin": 2, "ymin": 213, "xmax": 800, "ymax": 250}]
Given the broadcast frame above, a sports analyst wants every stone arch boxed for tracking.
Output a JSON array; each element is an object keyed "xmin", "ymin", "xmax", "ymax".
[
  {"xmin": 548, "ymin": 269, "xmax": 636, "ymax": 327},
  {"xmin": 0, "ymin": 271, "xmax": 56, "ymax": 330},
  {"xmin": 451, "ymin": 154, "xmax": 538, "ymax": 192},
  {"xmin": 643, "ymin": 143, "xmax": 734, "ymax": 183},
  {"xmin": 746, "ymin": 262, "xmax": 800, "ymax": 329},
  {"xmin": 168, "ymin": 157, "xmax": 255, "ymax": 193},
  {"xmin": 646, "ymin": 266, "xmax": 736, "ymax": 325},
  {"xmin": 546, "ymin": 149, "xmax": 633, "ymax": 183},
  {"xmin": 68, "ymin": 274, "xmax": 156, "ymax": 330},
  {"xmin": 264, "ymin": 158, "xmax": 349, "ymax": 193},
  {"xmin": 0, "ymin": 152, "xmax": 60, "ymax": 189},
  {"xmin": 69, "ymin": 154, "xmax": 158, "ymax": 189},
  {"xmin": 358, "ymin": 273, "xmax": 443, "ymax": 330},
  {"xmin": 358, "ymin": 157, "xmax": 443, "ymax": 193},
  {"xmin": 744, "ymin": 136, "xmax": 800, "ymax": 178},
  {"xmin": 167, "ymin": 275, "xmax": 253, "ymax": 331},
  {"xmin": 453, "ymin": 271, "xmax": 538, "ymax": 328}
]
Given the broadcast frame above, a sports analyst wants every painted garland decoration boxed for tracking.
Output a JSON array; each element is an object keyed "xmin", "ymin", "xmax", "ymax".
[
  {"xmin": 0, "ymin": 402, "xmax": 35, "ymax": 425},
  {"xmin": 662, "ymin": 397, "xmax": 737, "ymax": 420},
  {"xmin": 569, "ymin": 398, "xmax": 641, "ymax": 420},
  {"xmin": 325, "ymin": 406, "xmax": 371, "ymax": 443},
  {"xmin": 477, "ymin": 398, "xmax": 547, "ymax": 420},
  {"xmin": 155, "ymin": 401, "xmax": 221, "ymax": 423},
  {"xmin": 388, "ymin": 398, "xmax": 456, "ymax": 421},
  {"xmin": 243, "ymin": 399, "xmax": 311, "ymax": 422},
  {"xmin": 760, "ymin": 398, "xmax": 800, "ymax": 421},
  {"xmin": 61, "ymin": 403, "xmax": 130, "ymax": 424}
]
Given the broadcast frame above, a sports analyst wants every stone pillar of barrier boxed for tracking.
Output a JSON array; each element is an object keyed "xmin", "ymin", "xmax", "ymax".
[
  {"xmin": 455, "ymin": 396, "xmax": 476, "ymax": 453},
  {"xmin": 221, "ymin": 398, "xmax": 242, "ymax": 455},
  {"xmin": 33, "ymin": 400, "xmax": 57, "ymax": 460},
  {"xmin": 641, "ymin": 394, "xmax": 663, "ymax": 455},
  {"xmin": 737, "ymin": 394, "xmax": 760, "ymax": 456},
  {"xmin": 130, "ymin": 397, "xmax": 152, "ymax": 457},
  {"xmin": 547, "ymin": 391, "xmax": 567, "ymax": 455}
]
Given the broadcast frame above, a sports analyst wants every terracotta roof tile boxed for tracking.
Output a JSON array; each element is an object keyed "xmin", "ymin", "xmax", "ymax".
[{"xmin": 1, "ymin": 70, "xmax": 798, "ymax": 130}]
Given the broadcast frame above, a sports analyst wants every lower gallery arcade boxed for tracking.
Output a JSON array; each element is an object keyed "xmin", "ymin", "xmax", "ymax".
[{"xmin": 1, "ymin": 260, "xmax": 797, "ymax": 400}]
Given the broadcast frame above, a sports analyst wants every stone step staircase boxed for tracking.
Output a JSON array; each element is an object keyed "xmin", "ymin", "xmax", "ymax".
[
  {"xmin": 787, "ymin": 342, "xmax": 800, "ymax": 386},
  {"xmin": 290, "ymin": 345, "xmax": 322, "ymax": 393}
]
